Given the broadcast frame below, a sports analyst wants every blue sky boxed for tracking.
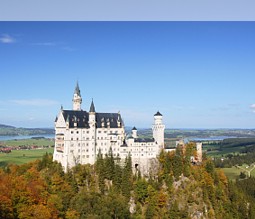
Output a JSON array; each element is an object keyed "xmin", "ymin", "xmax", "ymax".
[
  {"xmin": 1, "ymin": 0, "xmax": 255, "ymax": 21},
  {"xmin": 0, "ymin": 22, "xmax": 255, "ymax": 129}
]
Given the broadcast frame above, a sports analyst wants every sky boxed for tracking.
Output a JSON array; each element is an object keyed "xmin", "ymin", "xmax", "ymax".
[
  {"xmin": 1, "ymin": 0, "xmax": 255, "ymax": 21},
  {"xmin": 0, "ymin": 22, "xmax": 255, "ymax": 129}
]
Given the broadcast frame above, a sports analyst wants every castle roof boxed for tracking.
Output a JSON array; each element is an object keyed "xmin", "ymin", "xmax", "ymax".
[
  {"xmin": 74, "ymin": 82, "xmax": 81, "ymax": 96},
  {"xmin": 62, "ymin": 110, "xmax": 123, "ymax": 129},
  {"xmin": 132, "ymin": 127, "xmax": 137, "ymax": 131},
  {"xmin": 134, "ymin": 138, "xmax": 155, "ymax": 143},
  {"xmin": 154, "ymin": 111, "xmax": 162, "ymax": 116},
  {"xmin": 89, "ymin": 99, "xmax": 95, "ymax": 113}
]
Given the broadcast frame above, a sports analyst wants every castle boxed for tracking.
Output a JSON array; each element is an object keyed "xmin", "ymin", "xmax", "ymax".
[{"xmin": 53, "ymin": 83, "xmax": 165, "ymax": 173}]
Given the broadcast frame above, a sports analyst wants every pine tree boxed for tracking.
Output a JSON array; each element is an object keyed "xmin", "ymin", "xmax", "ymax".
[
  {"xmin": 121, "ymin": 153, "xmax": 133, "ymax": 198},
  {"xmin": 173, "ymin": 155, "xmax": 183, "ymax": 180}
]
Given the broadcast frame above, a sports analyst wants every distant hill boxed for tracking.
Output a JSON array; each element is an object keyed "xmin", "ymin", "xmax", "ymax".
[
  {"xmin": 0, "ymin": 124, "xmax": 15, "ymax": 129},
  {"xmin": 0, "ymin": 124, "xmax": 54, "ymax": 136}
]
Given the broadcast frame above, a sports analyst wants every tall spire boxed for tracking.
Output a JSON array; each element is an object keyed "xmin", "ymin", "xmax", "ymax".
[
  {"xmin": 89, "ymin": 99, "xmax": 95, "ymax": 113},
  {"xmin": 72, "ymin": 81, "xmax": 82, "ymax": 111},
  {"xmin": 74, "ymin": 81, "xmax": 81, "ymax": 96}
]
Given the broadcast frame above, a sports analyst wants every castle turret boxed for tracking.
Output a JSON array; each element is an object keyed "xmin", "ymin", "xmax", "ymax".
[
  {"xmin": 132, "ymin": 127, "xmax": 138, "ymax": 138},
  {"xmin": 152, "ymin": 111, "xmax": 165, "ymax": 152},
  {"xmin": 89, "ymin": 99, "xmax": 96, "ymax": 163},
  {"xmin": 72, "ymin": 82, "xmax": 82, "ymax": 111}
]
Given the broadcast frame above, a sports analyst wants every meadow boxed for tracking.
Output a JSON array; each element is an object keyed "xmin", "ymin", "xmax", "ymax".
[
  {"xmin": 0, "ymin": 148, "xmax": 54, "ymax": 167},
  {"xmin": 222, "ymin": 164, "xmax": 255, "ymax": 180},
  {"xmin": 1, "ymin": 138, "xmax": 54, "ymax": 147}
]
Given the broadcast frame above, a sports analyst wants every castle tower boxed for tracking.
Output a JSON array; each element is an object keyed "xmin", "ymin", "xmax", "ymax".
[
  {"xmin": 132, "ymin": 127, "xmax": 138, "ymax": 138},
  {"xmin": 89, "ymin": 99, "xmax": 96, "ymax": 163},
  {"xmin": 152, "ymin": 111, "xmax": 165, "ymax": 151},
  {"xmin": 72, "ymin": 82, "xmax": 82, "ymax": 111},
  {"xmin": 196, "ymin": 142, "xmax": 203, "ymax": 162}
]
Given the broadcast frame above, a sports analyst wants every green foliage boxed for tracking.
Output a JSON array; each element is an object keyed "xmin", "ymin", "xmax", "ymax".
[
  {"xmin": 121, "ymin": 154, "xmax": 133, "ymax": 199},
  {"xmin": 173, "ymin": 155, "xmax": 183, "ymax": 180},
  {"xmin": 2, "ymin": 144, "xmax": 255, "ymax": 218},
  {"xmin": 135, "ymin": 179, "xmax": 148, "ymax": 204},
  {"xmin": 239, "ymin": 171, "xmax": 247, "ymax": 179}
]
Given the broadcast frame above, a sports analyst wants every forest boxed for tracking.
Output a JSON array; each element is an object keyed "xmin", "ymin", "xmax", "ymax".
[{"xmin": 1, "ymin": 143, "xmax": 255, "ymax": 218}]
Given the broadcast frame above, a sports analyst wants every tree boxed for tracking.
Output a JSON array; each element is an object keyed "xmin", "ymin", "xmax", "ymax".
[
  {"xmin": 239, "ymin": 171, "xmax": 247, "ymax": 179},
  {"xmin": 121, "ymin": 153, "xmax": 133, "ymax": 198},
  {"xmin": 173, "ymin": 155, "xmax": 183, "ymax": 180},
  {"xmin": 135, "ymin": 179, "xmax": 148, "ymax": 204}
]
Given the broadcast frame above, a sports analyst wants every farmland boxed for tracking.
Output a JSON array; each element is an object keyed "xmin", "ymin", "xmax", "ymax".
[
  {"xmin": 0, "ymin": 137, "xmax": 55, "ymax": 167},
  {"xmin": 0, "ymin": 148, "xmax": 54, "ymax": 167}
]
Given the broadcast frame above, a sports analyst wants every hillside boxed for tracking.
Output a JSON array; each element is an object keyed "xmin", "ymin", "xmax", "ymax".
[
  {"xmin": 0, "ymin": 124, "xmax": 54, "ymax": 136},
  {"xmin": 1, "ymin": 144, "xmax": 255, "ymax": 218}
]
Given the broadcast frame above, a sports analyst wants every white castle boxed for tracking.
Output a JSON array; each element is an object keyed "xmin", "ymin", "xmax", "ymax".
[{"xmin": 53, "ymin": 83, "xmax": 165, "ymax": 173}]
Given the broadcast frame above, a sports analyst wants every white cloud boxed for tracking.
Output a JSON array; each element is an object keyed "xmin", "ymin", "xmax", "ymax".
[
  {"xmin": 10, "ymin": 99, "xmax": 59, "ymax": 106},
  {"xmin": 0, "ymin": 34, "xmax": 16, "ymax": 43},
  {"xmin": 31, "ymin": 42, "xmax": 56, "ymax": 46},
  {"xmin": 250, "ymin": 104, "xmax": 255, "ymax": 113}
]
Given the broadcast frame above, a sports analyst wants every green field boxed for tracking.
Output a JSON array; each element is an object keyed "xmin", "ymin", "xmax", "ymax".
[
  {"xmin": 1, "ymin": 138, "xmax": 54, "ymax": 147},
  {"xmin": 222, "ymin": 164, "xmax": 255, "ymax": 181},
  {"xmin": 0, "ymin": 148, "xmax": 54, "ymax": 167}
]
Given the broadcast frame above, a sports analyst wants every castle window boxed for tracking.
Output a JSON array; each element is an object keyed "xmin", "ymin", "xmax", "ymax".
[
  {"xmin": 71, "ymin": 138, "xmax": 73, "ymax": 140},
  {"xmin": 71, "ymin": 131, "xmax": 74, "ymax": 134},
  {"xmin": 98, "ymin": 131, "xmax": 101, "ymax": 133},
  {"xmin": 77, "ymin": 131, "xmax": 79, "ymax": 134},
  {"xmin": 86, "ymin": 143, "xmax": 89, "ymax": 146},
  {"xmin": 87, "ymin": 131, "xmax": 89, "ymax": 134},
  {"xmin": 77, "ymin": 138, "xmax": 79, "ymax": 140},
  {"xmin": 86, "ymin": 149, "xmax": 89, "ymax": 152},
  {"xmin": 83, "ymin": 155, "xmax": 85, "ymax": 158},
  {"xmin": 86, "ymin": 155, "xmax": 89, "ymax": 158},
  {"xmin": 70, "ymin": 150, "xmax": 74, "ymax": 153}
]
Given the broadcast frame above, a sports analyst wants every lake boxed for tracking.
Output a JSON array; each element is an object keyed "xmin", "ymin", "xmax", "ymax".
[{"xmin": 0, "ymin": 134, "xmax": 55, "ymax": 141}]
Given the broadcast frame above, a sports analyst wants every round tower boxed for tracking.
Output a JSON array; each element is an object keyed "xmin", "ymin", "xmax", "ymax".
[
  {"xmin": 152, "ymin": 111, "xmax": 165, "ymax": 150},
  {"xmin": 72, "ymin": 82, "xmax": 82, "ymax": 111},
  {"xmin": 132, "ymin": 127, "xmax": 138, "ymax": 138}
]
